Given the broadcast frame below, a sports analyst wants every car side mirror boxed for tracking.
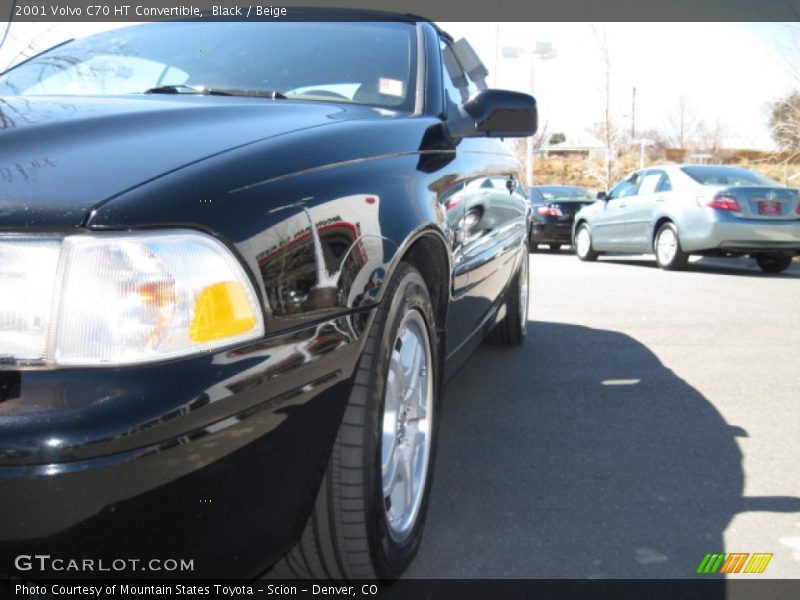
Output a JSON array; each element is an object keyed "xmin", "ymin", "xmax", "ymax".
[
  {"xmin": 596, "ymin": 191, "xmax": 608, "ymax": 200},
  {"xmin": 459, "ymin": 89, "xmax": 537, "ymax": 138}
]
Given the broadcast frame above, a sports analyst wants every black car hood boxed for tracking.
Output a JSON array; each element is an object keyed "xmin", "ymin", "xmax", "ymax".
[{"xmin": 0, "ymin": 95, "xmax": 381, "ymax": 229}]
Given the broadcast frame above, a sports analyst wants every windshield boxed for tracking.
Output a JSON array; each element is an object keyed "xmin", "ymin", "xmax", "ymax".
[
  {"xmin": 681, "ymin": 166, "xmax": 780, "ymax": 187},
  {"xmin": 0, "ymin": 21, "xmax": 417, "ymax": 111}
]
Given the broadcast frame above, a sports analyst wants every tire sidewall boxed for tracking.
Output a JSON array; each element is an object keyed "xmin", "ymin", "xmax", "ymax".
[{"xmin": 364, "ymin": 266, "xmax": 439, "ymax": 579}]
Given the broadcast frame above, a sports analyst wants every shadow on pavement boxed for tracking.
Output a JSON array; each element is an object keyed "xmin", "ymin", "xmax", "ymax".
[
  {"xmin": 407, "ymin": 321, "xmax": 800, "ymax": 579},
  {"xmin": 599, "ymin": 256, "xmax": 800, "ymax": 279}
]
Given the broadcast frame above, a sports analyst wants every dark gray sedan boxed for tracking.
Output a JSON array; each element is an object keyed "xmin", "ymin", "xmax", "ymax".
[
  {"xmin": 528, "ymin": 185, "xmax": 594, "ymax": 252},
  {"xmin": 573, "ymin": 164, "xmax": 800, "ymax": 272}
]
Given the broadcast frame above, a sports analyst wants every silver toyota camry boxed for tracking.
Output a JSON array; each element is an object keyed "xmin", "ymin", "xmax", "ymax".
[{"xmin": 573, "ymin": 164, "xmax": 800, "ymax": 273}]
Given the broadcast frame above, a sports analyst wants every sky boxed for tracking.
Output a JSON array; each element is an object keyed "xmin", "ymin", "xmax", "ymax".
[
  {"xmin": 443, "ymin": 22, "xmax": 799, "ymax": 150},
  {"xmin": 1, "ymin": 21, "xmax": 798, "ymax": 150}
]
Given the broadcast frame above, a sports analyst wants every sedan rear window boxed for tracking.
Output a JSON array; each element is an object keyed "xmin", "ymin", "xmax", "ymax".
[
  {"xmin": 681, "ymin": 166, "xmax": 779, "ymax": 187},
  {"xmin": 0, "ymin": 21, "xmax": 417, "ymax": 111},
  {"xmin": 534, "ymin": 186, "xmax": 592, "ymax": 202}
]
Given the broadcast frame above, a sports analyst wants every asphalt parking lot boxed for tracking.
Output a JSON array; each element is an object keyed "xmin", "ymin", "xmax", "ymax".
[{"xmin": 406, "ymin": 251, "xmax": 800, "ymax": 579}]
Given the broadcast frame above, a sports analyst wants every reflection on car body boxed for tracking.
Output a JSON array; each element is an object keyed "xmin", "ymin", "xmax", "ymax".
[{"xmin": 244, "ymin": 193, "xmax": 389, "ymax": 315}]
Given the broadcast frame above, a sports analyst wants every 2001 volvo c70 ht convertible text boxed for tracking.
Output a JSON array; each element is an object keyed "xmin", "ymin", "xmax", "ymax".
[{"xmin": 0, "ymin": 17, "xmax": 536, "ymax": 581}]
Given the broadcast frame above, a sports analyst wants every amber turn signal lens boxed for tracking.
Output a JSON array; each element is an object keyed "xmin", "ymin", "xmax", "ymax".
[{"xmin": 191, "ymin": 281, "xmax": 257, "ymax": 342}]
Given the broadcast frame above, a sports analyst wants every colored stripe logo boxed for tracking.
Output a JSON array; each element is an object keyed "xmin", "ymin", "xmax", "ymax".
[{"xmin": 696, "ymin": 553, "xmax": 772, "ymax": 574}]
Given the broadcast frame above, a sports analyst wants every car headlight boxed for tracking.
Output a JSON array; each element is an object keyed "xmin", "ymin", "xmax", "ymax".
[{"xmin": 0, "ymin": 230, "xmax": 264, "ymax": 367}]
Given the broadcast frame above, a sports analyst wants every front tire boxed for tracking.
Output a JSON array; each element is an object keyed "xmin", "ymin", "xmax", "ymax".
[
  {"xmin": 489, "ymin": 242, "xmax": 529, "ymax": 346},
  {"xmin": 755, "ymin": 254, "xmax": 793, "ymax": 273},
  {"xmin": 574, "ymin": 224, "xmax": 598, "ymax": 262},
  {"xmin": 654, "ymin": 222, "xmax": 689, "ymax": 271},
  {"xmin": 280, "ymin": 263, "xmax": 438, "ymax": 580}
]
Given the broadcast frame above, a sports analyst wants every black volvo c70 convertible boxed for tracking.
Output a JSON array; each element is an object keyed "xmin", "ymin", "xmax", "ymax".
[{"xmin": 0, "ymin": 14, "xmax": 535, "ymax": 581}]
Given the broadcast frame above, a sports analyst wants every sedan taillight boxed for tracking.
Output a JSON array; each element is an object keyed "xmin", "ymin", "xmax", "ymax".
[
  {"xmin": 444, "ymin": 197, "xmax": 461, "ymax": 211},
  {"xmin": 707, "ymin": 194, "xmax": 741, "ymax": 212},
  {"xmin": 537, "ymin": 205, "xmax": 563, "ymax": 217}
]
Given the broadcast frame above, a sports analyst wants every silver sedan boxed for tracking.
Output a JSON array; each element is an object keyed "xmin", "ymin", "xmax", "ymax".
[{"xmin": 573, "ymin": 164, "xmax": 800, "ymax": 273}]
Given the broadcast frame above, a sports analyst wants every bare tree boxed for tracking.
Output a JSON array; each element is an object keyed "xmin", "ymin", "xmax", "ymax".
[
  {"xmin": 531, "ymin": 119, "xmax": 550, "ymax": 154},
  {"xmin": 770, "ymin": 91, "xmax": 800, "ymax": 162},
  {"xmin": 636, "ymin": 128, "xmax": 668, "ymax": 160},
  {"xmin": 586, "ymin": 25, "xmax": 625, "ymax": 190},
  {"xmin": 664, "ymin": 94, "xmax": 699, "ymax": 149},
  {"xmin": 1, "ymin": 23, "xmax": 63, "ymax": 72},
  {"xmin": 585, "ymin": 120, "xmax": 627, "ymax": 190},
  {"xmin": 513, "ymin": 120, "xmax": 549, "ymax": 185},
  {"xmin": 696, "ymin": 119, "xmax": 726, "ymax": 154},
  {"xmin": 764, "ymin": 25, "xmax": 800, "ymax": 169}
]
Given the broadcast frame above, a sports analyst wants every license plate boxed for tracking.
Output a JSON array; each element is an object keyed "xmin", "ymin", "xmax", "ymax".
[{"xmin": 758, "ymin": 201, "xmax": 782, "ymax": 215}]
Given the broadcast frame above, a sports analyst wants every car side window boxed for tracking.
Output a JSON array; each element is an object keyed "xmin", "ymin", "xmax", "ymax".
[
  {"xmin": 637, "ymin": 172, "xmax": 663, "ymax": 196},
  {"xmin": 609, "ymin": 174, "xmax": 641, "ymax": 199},
  {"xmin": 657, "ymin": 173, "xmax": 673, "ymax": 192}
]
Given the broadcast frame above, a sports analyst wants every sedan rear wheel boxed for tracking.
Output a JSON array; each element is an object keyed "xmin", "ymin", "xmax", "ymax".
[
  {"xmin": 528, "ymin": 231, "xmax": 539, "ymax": 253},
  {"xmin": 654, "ymin": 223, "xmax": 689, "ymax": 271},
  {"xmin": 755, "ymin": 254, "xmax": 793, "ymax": 274},
  {"xmin": 279, "ymin": 263, "xmax": 438, "ymax": 580},
  {"xmin": 574, "ymin": 224, "xmax": 598, "ymax": 262}
]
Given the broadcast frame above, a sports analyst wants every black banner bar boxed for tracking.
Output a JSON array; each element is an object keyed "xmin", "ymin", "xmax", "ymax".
[
  {"xmin": 4, "ymin": 579, "xmax": 800, "ymax": 600},
  {"xmin": 1, "ymin": 0, "xmax": 800, "ymax": 23}
]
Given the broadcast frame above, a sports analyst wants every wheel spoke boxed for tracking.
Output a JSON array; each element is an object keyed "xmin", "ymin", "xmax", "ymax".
[
  {"xmin": 411, "ymin": 427, "xmax": 426, "ymax": 455},
  {"xmin": 403, "ymin": 340, "xmax": 423, "ymax": 402},
  {"xmin": 382, "ymin": 440, "xmax": 401, "ymax": 497},
  {"xmin": 383, "ymin": 370, "xmax": 400, "ymax": 446},
  {"xmin": 389, "ymin": 349, "xmax": 406, "ymax": 393},
  {"xmin": 381, "ymin": 416, "xmax": 397, "ymax": 471},
  {"xmin": 400, "ymin": 445, "xmax": 414, "ymax": 509},
  {"xmin": 409, "ymin": 384, "xmax": 427, "ymax": 421},
  {"xmin": 385, "ymin": 366, "xmax": 400, "ymax": 411}
]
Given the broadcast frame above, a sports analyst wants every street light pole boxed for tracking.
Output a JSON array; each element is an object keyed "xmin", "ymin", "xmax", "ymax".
[
  {"xmin": 526, "ymin": 54, "xmax": 536, "ymax": 188},
  {"xmin": 501, "ymin": 41, "xmax": 556, "ymax": 189},
  {"xmin": 638, "ymin": 138, "xmax": 653, "ymax": 169}
]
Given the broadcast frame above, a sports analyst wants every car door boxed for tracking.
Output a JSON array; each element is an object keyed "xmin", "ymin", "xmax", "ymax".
[
  {"xmin": 592, "ymin": 173, "xmax": 640, "ymax": 251},
  {"xmin": 460, "ymin": 176, "xmax": 526, "ymax": 312},
  {"xmin": 625, "ymin": 169, "xmax": 666, "ymax": 251},
  {"xmin": 436, "ymin": 37, "xmax": 526, "ymax": 358},
  {"xmin": 438, "ymin": 177, "xmax": 469, "ymax": 293}
]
